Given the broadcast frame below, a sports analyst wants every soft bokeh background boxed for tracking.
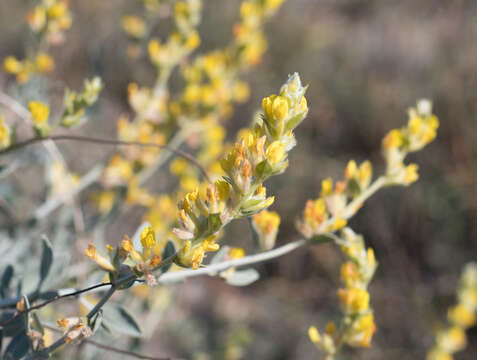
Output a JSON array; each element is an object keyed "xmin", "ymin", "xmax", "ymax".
[{"xmin": 1, "ymin": 0, "xmax": 477, "ymax": 359}]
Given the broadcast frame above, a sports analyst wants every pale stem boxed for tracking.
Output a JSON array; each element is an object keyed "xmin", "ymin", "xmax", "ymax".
[{"xmin": 158, "ymin": 238, "xmax": 307, "ymax": 284}]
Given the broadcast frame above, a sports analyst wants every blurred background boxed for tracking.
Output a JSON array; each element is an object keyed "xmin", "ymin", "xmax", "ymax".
[{"xmin": 1, "ymin": 0, "xmax": 477, "ymax": 359}]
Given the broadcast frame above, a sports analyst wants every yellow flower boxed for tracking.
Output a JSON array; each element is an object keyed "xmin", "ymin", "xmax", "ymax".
[
  {"xmin": 265, "ymin": 141, "xmax": 286, "ymax": 165},
  {"xmin": 229, "ymin": 247, "xmax": 245, "ymax": 259},
  {"xmin": 404, "ymin": 163, "xmax": 419, "ymax": 185},
  {"xmin": 121, "ymin": 16, "xmax": 146, "ymax": 38},
  {"xmin": 426, "ymin": 348, "xmax": 452, "ymax": 360},
  {"xmin": 437, "ymin": 326, "xmax": 466, "ymax": 353},
  {"xmin": 185, "ymin": 31, "xmax": 200, "ymax": 50},
  {"xmin": 252, "ymin": 210, "xmax": 280, "ymax": 250},
  {"xmin": 337, "ymin": 287, "xmax": 370, "ymax": 314},
  {"xmin": 0, "ymin": 116, "xmax": 11, "ymax": 149},
  {"xmin": 320, "ymin": 177, "xmax": 333, "ymax": 197},
  {"xmin": 28, "ymin": 101, "xmax": 50, "ymax": 125},
  {"xmin": 345, "ymin": 160, "xmax": 357, "ymax": 179},
  {"xmin": 36, "ymin": 53, "xmax": 54, "ymax": 73},
  {"xmin": 346, "ymin": 313, "xmax": 376, "ymax": 347},
  {"xmin": 341, "ymin": 262, "xmax": 359, "ymax": 287},
  {"xmin": 84, "ymin": 243, "xmax": 115, "ymax": 272},
  {"xmin": 308, "ymin": 326, "xmax": 321, "ymax": 344},
  {"xmin": 382, "ymin": 129, "xmax": 403, "ymax": 149},
  {"xmin": 48, "ymin": 3, "xmax": 68, "ymax": 19},
  {"xmin": 4, "ymin": 56, "xmax": 23, "ymax": 74},
  {"xmin": 448, "ymin": 304, "xmax": 476, "ymax": 328}
]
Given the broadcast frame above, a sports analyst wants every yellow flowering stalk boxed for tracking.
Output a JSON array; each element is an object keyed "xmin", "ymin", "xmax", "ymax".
[
  {"xmin": 61, "ymin": 77, "xmax": 104, "ymax": 127},
  {"xmin": 0, "ymin": 115, "xmax": 12, "ymax": 149},
  {"xmin": 301, "ymin": 99, "xmax": 438, "ymax": 358},
  {"xmin": 308, "ymin": 228, "xmax": 377, "ymax": 358},
  {"xmin": 174, "ymin": 73, "xmax": 308, "ymax": 269},
  {"xmin": 382, "ymin": 99, "xmax": 439, "ymax": 185},
  {"xmin": 3, "ymin": 0, "xmax": 71, "ymax": 83},
  {"xmin": 297, "ymin": 99, "xmax": 438, "ymax": 240},
  {"xmin": 29, "ymin": 101, "xmax": 51, "ymax": 137},
  {"xmin": 427, "ymin": 262, "xmax": 477, "ymax": 360},
  {"xmin": 27, "ymin": 0, "xmax": 72, "ymax": 44}
]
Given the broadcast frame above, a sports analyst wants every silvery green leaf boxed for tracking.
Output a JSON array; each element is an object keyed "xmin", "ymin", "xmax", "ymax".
[
  {"xmin": 4, "ymin": 331, "xmax": 29, "ymax": 360},
  {"xmin": 131, "ymin": 222, "xmax": 152, "ymax": 253},
  {"xmin": 160, "ymin": 240, "xmax": 176, "ymax": 274},
  {"xmin": 31, "ymin": 313, "xmax": 44, "ymax": 336},
  {"xmin": 102, "ymin": 305, "xmax": 142, "ymax": 337},
  {"xmin": 0, "ymin": 311, "xmax": 25, "ymax": 337},
  {"xmin": 225, "ymin": 269, "xmax": 260, "ymax": 287},
  {"xmin": 38, "ymin": 236, "xmax": 53, "ymax": 290},
  {"xmin": 1, "ymin": 265, "xmax": 14, "ymax": 298}
]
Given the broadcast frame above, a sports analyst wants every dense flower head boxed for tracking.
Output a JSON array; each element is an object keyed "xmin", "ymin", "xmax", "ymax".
[
  {"xmin": 382, "ymin": 99, "xmax": 439, "ymax": 185},
  {"xmin": 61, "ymin": 77, "xmax": 103, "ymax": 127},
  {"xmin": 297, "ymin": 160, "xmax": 374, "ymax": 238},
  {"xmin": 174, "ymin": 73, "xmax": 308, "ymax": 269}
]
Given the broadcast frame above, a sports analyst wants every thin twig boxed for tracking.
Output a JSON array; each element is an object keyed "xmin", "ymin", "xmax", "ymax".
[
  {"xmin": 0, "ymin": 282, "xmax": 114, "ymax": 327},
  {"xmin": 0, "ymin": 134, "xmax": 211, "ymax": 183},
  {"xmin": 43, "ymin": 324, "xmax": 172, "ymax": 360},
  {"xmin": 85, "ymin": 339, "xmax": 171, "ymax": 360},
  {"xmin": 158, "ymin": 238, "xmax": 308, "ymax": 284}
]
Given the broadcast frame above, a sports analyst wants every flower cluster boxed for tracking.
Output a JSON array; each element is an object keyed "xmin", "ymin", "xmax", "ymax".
[
  {"xmin": 301, "ymin": 99, "xmax": 439, "ymax": 358},
  {"xmin": 235, "ymin": 0, "xmax": 285, "ymax": 66},
  {"xmin": 382, "ymin": 99, "xmax": 439, "ymax": 185},
  {"xmin": 27, "ymin": 0, "xmax": 72, "ymax": 44},
  {"xmin": 85, "ymin": 225, "xmax": 163, "ymax": 286},
  {"xmin": 296, "ymin": 159, "xmax": 372, "ymax": 238},
  {"xmin": 56, "ymin": 317, "xmax": 92, "ymax": 345},
  {"xmin": 309, "ymin": 228, "xmax": 377, "ymax": 357},
  {"xmin": 24, "ymin": 77, "xmax": 103, "ymax": 138},
  {"xmin": 61, "ymin": 77, "xmax": 104, "ymax": 127},
  {"xmin": 174, "ymin": 73, "xmax": 308, "ymax": 269},
  {"xmin": 3, "ymin": 0, "xmax": 71, "ymax": 83},
  {"xmin": 97, "ymin": 0, "xmax": 287, "ymax": 228},
  {"xmin": 297, "ymin": 99, "xmax": 439, "ymax": 240},
  {"xmin": 427, "ymin": 262, "xmax": 477, "ymax": 360}
]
